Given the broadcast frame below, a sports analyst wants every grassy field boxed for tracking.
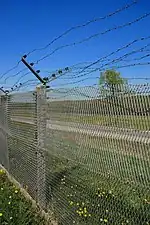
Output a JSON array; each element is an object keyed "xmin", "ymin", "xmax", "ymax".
[
  {"xmin": 45, "ymin": 129, "xmax": 150, "ymax": 225},
  {"xmin": 6, "ymin": 120, "xmax": 150, "ymax": 225},
  {"xmin": 50, "ymin": 113, "xmax": 150, "ymax": 131},
  {"xmin": 0, "ymin": 169, "xmax": 47, "ymax": 225}
]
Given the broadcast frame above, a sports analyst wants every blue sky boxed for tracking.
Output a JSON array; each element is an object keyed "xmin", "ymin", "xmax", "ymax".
[{"xmin": 0, "ymin": 0, "xmax": 150, "ymax": 90}]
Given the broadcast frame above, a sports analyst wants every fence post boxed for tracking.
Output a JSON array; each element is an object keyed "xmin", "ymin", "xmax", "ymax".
[
  {"xmin": 36, "ymin": 85, "xmax": 47, "ymax": 209},
  {"xmin": 0, "ymin": 95, "xmax": 10, "ymax": 171}
]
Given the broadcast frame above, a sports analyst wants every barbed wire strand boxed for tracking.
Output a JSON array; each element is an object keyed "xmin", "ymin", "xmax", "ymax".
[
  {"xmin": 72, "ymin": 49, "xmax": 150, "ymax": 80},
  {"xmin": 50, "ymin": 61, "xmax": 150, "ymax": 88},
  {"xmin": 0, "ymin": 1, "xmax": 138, "ymax": 81},
  {"xmin": 79, "ymin": 35, "xmax": 150, "ymax": 74},
  {"xmin": 5, "ymin": 42, "xmax": 150, "ymax": 88},
  {"xmin": 34, "ymin": 12, "xmax": 150, "ymax": 64},
  {"xmin": 0, "ymin": 60, "xmax": 21, "ymax": 80},
  {"xmin": 1, "ymin": 68, "xmax": 27, "ymax": 85},
  {"xmin": 26, "ymin": 0, "xmax": 138, "ymax": 57},
  {"xmin": 12, "ymin": 72, "xmax": 31, "ymax": 88}
]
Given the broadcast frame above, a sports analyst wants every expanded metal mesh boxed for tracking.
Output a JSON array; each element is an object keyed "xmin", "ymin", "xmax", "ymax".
[{"xmin": 0, "ymin": 84, "xmax": 149, "ymax": 225}]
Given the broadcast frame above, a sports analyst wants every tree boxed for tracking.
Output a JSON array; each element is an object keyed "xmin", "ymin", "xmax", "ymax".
[{"xmin": 99, "ymin": 69, "xmax": 127, "ymax": 97}]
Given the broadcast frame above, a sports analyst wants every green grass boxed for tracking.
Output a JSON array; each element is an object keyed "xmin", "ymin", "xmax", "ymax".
[
  {"xmin": 7, "ymin": 121, "xmax": 150, "ymax": 225},
  {"xmin": 50, "ymin": 114, "xmax": 150, "ymax": 131},
  {"xmin": 45, "ymin": 130, "xmax": 150, "ymax": 225},
  {"xmin": 0, "ymin": 169, "xmax": 46, "ymax": 225}
]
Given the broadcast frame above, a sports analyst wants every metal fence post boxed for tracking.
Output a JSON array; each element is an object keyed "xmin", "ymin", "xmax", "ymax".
[
  {"xmin": 36, "ymin": 85, "xmax": 47, "ymax": 209},
  {"xmin": 0, "ymin": 95, "xmax": 10, "ymax": 171}
]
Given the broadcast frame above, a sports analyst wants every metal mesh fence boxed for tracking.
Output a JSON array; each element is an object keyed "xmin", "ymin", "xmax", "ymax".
[
  {"xmin": 0, "ymin": 83, "xmax": 150, "ymax": 225},
  {"xmin": 3, "ymin": 91, "xmax": 38, "ymax": 199},
  {"xmin": 45, "ymin": 84, "xmax": 150, "ymax": 225}
]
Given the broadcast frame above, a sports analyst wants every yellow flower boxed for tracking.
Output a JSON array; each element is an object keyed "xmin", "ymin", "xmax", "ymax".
[
  {"xmin": 0, "ymin": 213, "xmax": 2, "ymax": 217},
  {"xmin": 15, "ymin": 190, "xmax": 18, "ymax": 194},
  {"xmin": 10, "ymin": 217, "xmax": 13, "ymax": 220},
  {"xmin": 84, "ymin": 214, "xmax": 87, "ymax": 217},
  {"xmin": 1, "ymin": 187, "xmax": 4, "ymax": 191},
  {"xmin": 104, "ymin": 219, "xmax": 108, "ymax": 223},
  {"xmin": 9, "ymin": 196, "xmax": 12, "ymax": 199},
  {"xmin": 84, "ymin": 207, "xmax": 87, "ymax": 213},
  {"xmin": 76, "ymin": 203, "xmax": 79, "ymax": 206},
  {"xmin": 69, "ymin": 201, "xmax": 73, "ymax": 206},
  {"xmin": 8, "ymin": 202, "xmax": 11, "ymax": 205},
  {"xmin": 89, "ymin": 214, "xmax": 91, "ymax": 217},
  {"xmin": 0, "ymin": 169, "xmax": 5, "ymax": 174}
]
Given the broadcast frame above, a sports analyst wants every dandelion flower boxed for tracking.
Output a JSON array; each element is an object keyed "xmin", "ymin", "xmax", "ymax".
[
  {"xmin": 100, "ymin": 218, "xmax": 103, "ymax": 222},
  {"xmin": 9, "ymin": 196, "xmax": 12, "ymax": 199},
  {"xmin": 84, "ymin": 214, "xmax": 87, "ymax": 217},
  {"xmin": 15, "ymin": 190, "xmax": 18, "ymax": 194},
  {"xmin": 0, "ymin": 213, "xmax": 2, "ymax": 217},
  {"xmin": 104, "ymin": 219, "xmax": 108, "ymax": 223},
  {"xmin": 8, "ymin": 202, "xmax": 11, "ymax": 205},
  {"xmin": 69, "ymin": 201, "xmax": 73, "ymax": 206},
  {"xmin": 1, "ymin": 188, "xmax": 3, "ymax": 191},
  {"xmin": 76, "ymin": 203, "xmax": 79, "ymax": 206},
  {"xmin": 84, "ymin": 207, "xmax": 87, "ymax": 213}
]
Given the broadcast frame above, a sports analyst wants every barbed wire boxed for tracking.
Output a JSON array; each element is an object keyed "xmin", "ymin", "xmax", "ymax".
[
  {"xmin": 33, "ymin": 12, "xmax": 150, "ymax": 65},
  {"xmin": 0, "ymin": 68, "xmax": 27, "ymax": 85},
  {"xmin": 50, "ymin": 61, "xmax": 150, "ymax": 88},
  {"xmin": 0, "ymin": 60, "xmax": 21, "ymax": 80},
  {"xmin": 5, "ymin": 40, "xmax": 150, "ymax": 89},
  {"xmin": 0, "ymin": 1, "xmax": 138, "ymax": 82},
  {"xmin": 43, "ymin": 49, "xmax": 150, "ymax": 85},
  {"xmin": 6, "ymin": 46, "xmax": 150, "ymax": 93},
  {"xmin": 25, "ymin": 0, "xmax": 138, "ymax": 57},
  {"xmin": 8, "ymin": 79, "xmax": 39, "ymax": 93},
  {"xmin": 79, "ymin": 35, "xmax": 150, "ymax": 74},
  {"xmin": 12, "ymin": 72, "xmax": 31, "ymax": 89},
  {"xmin": 57, "ymin": 43, "xmax": 150, "ymax": 80}
]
